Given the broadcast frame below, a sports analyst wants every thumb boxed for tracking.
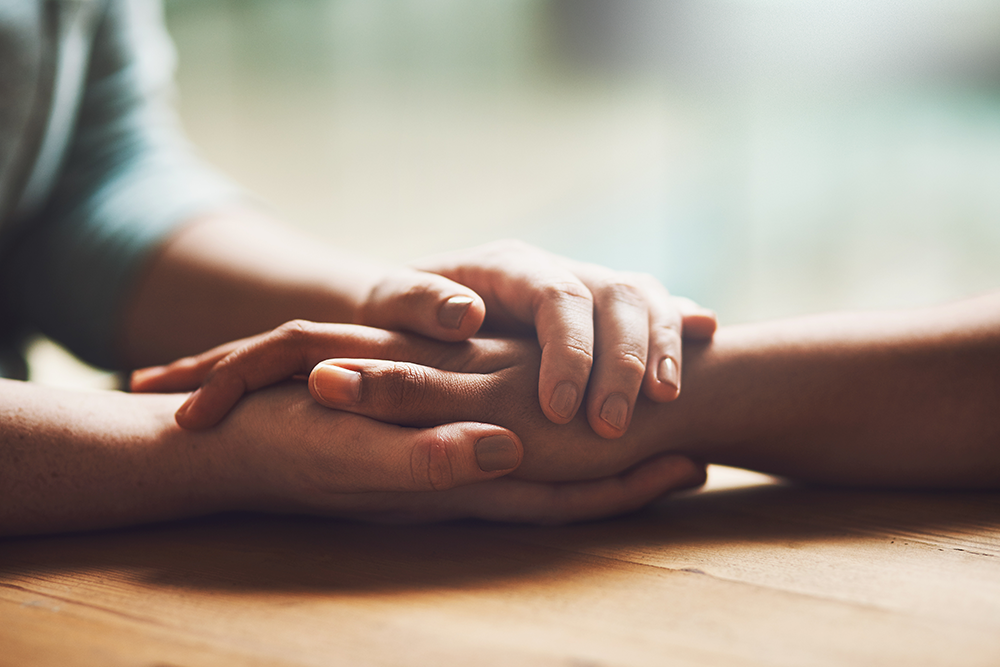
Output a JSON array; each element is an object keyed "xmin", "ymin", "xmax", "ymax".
[
  {"xmin": 382, "ymin": 421, "xmax": 523, "ymax": 491},
  {"xmin": 359, "ymin": 269, "xmax": 486, "ymax": 342}
]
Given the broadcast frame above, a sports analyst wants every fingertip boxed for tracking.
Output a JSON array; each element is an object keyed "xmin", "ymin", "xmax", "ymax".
[
  {"xmin": 174, "ymin": 388, "xmax": 202, "ymax": 430},
  {"xmin": 592, "ymin": 392, "xmax": 631, "ymax": 439},
  {"xmin": 473, "ymin": 431, "xmax": 522, "ymax": 473},
  {"xmin": 654, "ymin": 454, "xmax": 707, "ymax": 492},
  {"xmin": 421, "ymin": 292, "xmax": 487, "ymax": 342},
  {"xmin": 174, "ymin": 387, "xmax": 232, "ymax": 431},
  {"xmin": 437, "ymin": 294, "xmax": 476, "ymax": 330},
  {"xmin": 543, "ymin": 380, "xmax": 581, "ymax": 424},
  {"xmin": 130, "ymin": 366, "xmax": 166, "ymax": 392},
  {"xmin": 417, "ymin": 424, "xmax": 522, "ymax": 491},
  {"xmin": 682, "ymin": 312, "xmax": 718, "ymax": 340},
  {"xmin": 309, "ymin": 362, "xmax": 362, "ymax": 407},
  {"xmin": 364, "ymin": 271, "xmax": 486, "ymax": 342},
  {"xmin": 643, "ymin": 356, "xmax": 681, "ymax": 403}
]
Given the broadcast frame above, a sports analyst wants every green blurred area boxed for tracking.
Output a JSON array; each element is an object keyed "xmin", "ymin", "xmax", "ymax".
[{"xmin": 163, "ymin": 0, "xmax": 1000, "ymax": 324}]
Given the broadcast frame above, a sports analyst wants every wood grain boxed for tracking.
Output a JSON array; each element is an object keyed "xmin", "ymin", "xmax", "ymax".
[{"xmin": 2, "ymin": 467, "xmax": 999, "ymax": 666}]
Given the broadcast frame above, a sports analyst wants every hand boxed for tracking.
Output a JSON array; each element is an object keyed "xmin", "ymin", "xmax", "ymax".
[
  {"xmin": 134, "ymin": 244, "xmax": 717, "ymax": 440},
  {"xmin": 135, "ymin": 323, "xmax": 700, "ymax": 482},
  {"xmin": 131, "ymin": 322, "xmax": 489, "ymax": 429},
  {"xmin": 302, "ymin": 337, "xmax": 690, "ymax": 482},
  {"xmin": 410, "ymin": 240, "xmax": 717, "ymax": 437},
  {"xmin": 215, "ymin": 238, "xmax": 716, "ymax": 438},
  {"xmin": 214, "ymin": 382, "xmax": 706, "ymax": 524},
  {"xmin": 211, "ymin": 379, "xmax": 525, "ymax": 493}
]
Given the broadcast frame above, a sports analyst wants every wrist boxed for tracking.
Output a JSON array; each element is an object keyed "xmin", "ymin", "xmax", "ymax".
[
  {"xmin": 633, "ymin": 329, "xmax": 764, "ymax": 463},
  {"xmin": 138, "ymin": 392, "xmax": 254, "ymax": 516}
]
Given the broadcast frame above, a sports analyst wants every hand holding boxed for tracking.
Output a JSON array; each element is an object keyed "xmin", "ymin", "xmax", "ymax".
[
  {"xmin": 134, "ymin": 323, "xmax": 701, "ymax": 482},
  {"xmin": 411, "ymin": 240, "xmax": 716, "ymax": 437},
  {"xmin": 156, "ymin": 238, "xmax": 716, "ymax": 438},
  {"xmin": 213, "ymin": 382, "xmax": 705, "ymax": 524}
]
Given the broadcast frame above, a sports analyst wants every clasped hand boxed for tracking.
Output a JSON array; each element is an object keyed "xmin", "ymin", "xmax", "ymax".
[{"xmin": 132, "ymin": 242, "xmax": 715, "ymax": 522}]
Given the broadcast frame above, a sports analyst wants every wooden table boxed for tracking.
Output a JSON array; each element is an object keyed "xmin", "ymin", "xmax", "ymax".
[{"xmin": 3, "ymin": 467, "xmax": 999, "ymax": 666}]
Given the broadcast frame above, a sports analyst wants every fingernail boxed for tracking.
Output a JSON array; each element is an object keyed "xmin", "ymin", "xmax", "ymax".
[
  {"xmin": 475, "ymin": 434, "xmax": 519, "ymax": 472},
  {"xmin": 312, "ymin": 364, "xmax": 362, "ymax": 404},
  {"xmin": 600, "ymin": 393, "xmax": 629, "ymax": 431},
  {"xmin": 657, "ymin": 357, "xmax": 679, "ymax": 390},
  {"xmin": 549, "ymin": 381, "xmax": 579, "ymax": 420},
  {"xmin": 438, "ymin": 295, "xmax": 475, "ymax": 330},
  {"xmin": 176, "ymin": 388, "xmax": 200, "ymax": 419}
]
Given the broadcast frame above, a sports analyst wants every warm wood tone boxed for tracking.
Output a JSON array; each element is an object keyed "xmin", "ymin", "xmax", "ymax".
[{"xmin": 3, "ymin": 467, "xmax": 999, "ymax": 666}]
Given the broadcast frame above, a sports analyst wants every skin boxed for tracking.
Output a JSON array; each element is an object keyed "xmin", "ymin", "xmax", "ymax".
[
  {"xmin": 140, "ymin": 291, "xmax": 1000, "ymax": 489},
  {"xmin": 0, "ymin": 377, "xmax": 705, "ymax": 537},
  {"xmin": 123, "ymin": 208, "xmax": 716, "ymax": 435},
  {"xmin": 1, "ymin": 207, "xmax": 711, "ymax": 536}
]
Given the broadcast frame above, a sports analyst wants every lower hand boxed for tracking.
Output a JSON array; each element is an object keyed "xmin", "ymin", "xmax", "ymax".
[
  {"xmin": 215, "ymin": 382, "xmax": 705, "ymax": 524},
  {"xmin": 303, "ymin": 336, "xmax": 690, "ymax": 481}
]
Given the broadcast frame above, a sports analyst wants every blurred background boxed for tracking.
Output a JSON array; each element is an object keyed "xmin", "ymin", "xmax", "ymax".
[{"xmin": 30, "ymin": 0, "xmax": 1000, "ymax": 386}]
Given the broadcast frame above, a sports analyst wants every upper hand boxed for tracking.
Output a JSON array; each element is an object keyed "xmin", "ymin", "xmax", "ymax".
[
  {"xmin": 134, "ymin": 240, "xmax": 716, "ymax": 439},
  {"xmin": 410, "ymin": 240, "xmax": 716, "ymax": 437}
]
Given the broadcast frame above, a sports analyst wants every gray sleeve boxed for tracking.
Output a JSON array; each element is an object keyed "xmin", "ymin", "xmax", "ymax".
[{"xmin": 2, "ymin": 0, "xmax": 242, "ymax": 370}]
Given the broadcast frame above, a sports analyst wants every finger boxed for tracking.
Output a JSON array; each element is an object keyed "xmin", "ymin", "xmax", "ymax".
[
  {"xmin": 641, "ymin": 294, "xmax": 717, "ymax": 403},
  {"xmin": 638, "ymin": 278, "xmax": 684, "ymax": 403},
  {"xmin": 129, "ymin": 337, "xmax": 250, "ymax": 393},
  {"xmin": 176, "ymin": 322, "xmax": 466, "ymax": 430},
  {"xmin": 533, "ymin": 279, "xmax": 595, "ymax": 425},
  {"xmin": 487, "ymin": 454, "xmax": 706, "ymax": 525},
  {"xmin": 315, "ymin": 418, "xmax": 523, "ymax": 493},
  {"xmin": 674, "ymin": 296, "xmax": 718, "ymax": 340},
  {"xmin": 308, "ymin": 358, "xmax": 495, "ymax": 427},
  {"xmin": 351, "ymin": 454, "xmax": 706, "ymax": 524},
  {"xmin": 417, "ymin": 242, "xmax": 595, "ymax": 425},
  {"xmin": 360, "ymin": 269, "xmax": 486, "ymax": 342},
  {"xmin": 579, "ymin": 272, "xmax": 651, "ymax": 438}
]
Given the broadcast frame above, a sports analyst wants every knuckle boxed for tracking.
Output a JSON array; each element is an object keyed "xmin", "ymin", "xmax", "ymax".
[
  {"xmin": 200, "ymin": 355, "xmax": 247, "ymax": 390},
  {"xmin": 651, "ymin": 321, "xmax": 683, "ymax": 348},
  {"xmin": 276, "ymin": 319, "xmax": 316, "ymax": 343},
  {"xmin": 605, "ymin": 346, "xmax": 647, "ymax": 379},
  {"xmin": 591, "ymin": 342, "xmax": 646, "ymax": 387},
  {"xmin": 410, "ymin": 434, "xmax": 455, "ymax": 491},
  {"xmin": 538, "ymin": 280, "xmax": 592, "ymax": 306},
  {"xmin": 380, "ymin": 362, "xmax": 429, "ymax": 411},
  {"xmin": 546, "ymin": 337, "xmax": 594, "ymax": 369},
  {"xmin": 534, "ymin": 281, "xmax": 594, "ymax": 322},
  {"xmin": 396, "ymin": 279, "xmax": 438, "ymax": 307},
  {"xmin": 652, "ymin": 320, "xmax": 682, "ymax": 338},
  {"xmin": 596, "ymin": 280, "xmax": 646, "ymax": 309}
]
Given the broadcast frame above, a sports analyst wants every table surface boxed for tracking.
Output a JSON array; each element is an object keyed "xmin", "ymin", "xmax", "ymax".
[{"xmin": 3, "ymin": 466, "xmax": 999, "ymax": 667}]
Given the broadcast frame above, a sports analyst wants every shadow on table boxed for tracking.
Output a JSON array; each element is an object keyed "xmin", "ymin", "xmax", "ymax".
[{"xmin": 3, "ymin": 481, "xmax": 999, "ymax": 594}]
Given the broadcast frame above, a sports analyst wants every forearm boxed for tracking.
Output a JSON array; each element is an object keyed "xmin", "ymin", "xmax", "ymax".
[
  {"xmin": 656, "ymin": 292, "xmax": 1000, "ymax": 488},
  {"xmin": 120, "ymin": 206, "xmax": 388, "ymax": 367},
  {"xmin": 0, "ymin": 380, "xmax": 242, "ymax": 536}
]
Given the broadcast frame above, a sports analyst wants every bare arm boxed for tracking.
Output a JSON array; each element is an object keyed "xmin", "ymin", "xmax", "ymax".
[
  {"xmin": 665, "ymin": 291, "xmax": 1000, "ymax": 487},
  {"xmin": 120, "ymin": 207, "xmax": 404, "ymax": 367},
  {"xmin": 1, "ymin": 373, "xmax": 710, "ymax": 537},
  {"xmin": 0, "ymin": 380, "xmax": 235, "ymax": 535}
]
